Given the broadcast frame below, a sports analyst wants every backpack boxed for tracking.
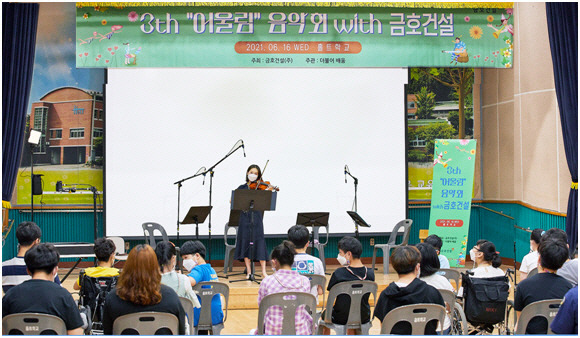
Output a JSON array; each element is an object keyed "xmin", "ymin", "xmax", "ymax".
[
  {"xmin": 461, "ymin": 273, "xmax": 509, "ymax": 325},
  {"xmin": 78, "ymin": 270, "xmax": 119, "ymax": 329}
]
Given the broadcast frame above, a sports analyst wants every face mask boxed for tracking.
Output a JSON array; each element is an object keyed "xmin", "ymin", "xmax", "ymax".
[
  {"xmin": 337, "ymin": 254, "xmax": 349, "ymax": 266},
  {"xmin": 182, "ymin": 258, "xmax": 197, "ymax": 272},
  {"xmin": 530, "ymin": 244, "xmax": 534, "ymax": 252},
  {"xmin": 248, "ymin": 173, "xmax": 258, "ymax": 182},
  {"xmin": 416, "ymin": 269, "xmax": 421, "ymax": 278},
  {"xmin": 469, "ymin": 249, "xmax": 476, "ymax": 259}
]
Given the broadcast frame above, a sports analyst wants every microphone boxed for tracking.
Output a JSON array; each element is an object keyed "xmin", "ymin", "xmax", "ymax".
[{"xmin": 242, "ymin": 140, "xmax": 246, "ymax": 158}]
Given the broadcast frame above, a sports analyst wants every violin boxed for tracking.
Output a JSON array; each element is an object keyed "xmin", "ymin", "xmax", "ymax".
[{"xmin": 249, "ymin": 160, "xmax": 280, "ymax": 191}]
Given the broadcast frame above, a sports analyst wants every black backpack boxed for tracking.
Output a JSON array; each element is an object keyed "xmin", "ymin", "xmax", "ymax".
[
  {"xmin": 461, "ymin": 273, "xmax": 509, "ymax": 325},
  {"xmin": 78, "ymin": 270, "xmax": 119, "ymax": 328}
]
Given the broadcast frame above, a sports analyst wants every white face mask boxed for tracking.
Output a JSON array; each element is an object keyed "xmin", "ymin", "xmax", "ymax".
[
  {"xmin": 337, "ymin": 254, "xmax": 349, "ymax": 266},
  {"xmin": 530, "ymin": 244, "xmax": 534, "ymax": 252},
  {"xmin": 469, "ymin": 248, "xmax": 477, "ymax": 260},
  {"xmin": 248, "ymin": 173, "xmax": 258, "ymax": 182},
  {"xmin": 182, "ymin": 258, "xmax": 197, "ymax": 272}
]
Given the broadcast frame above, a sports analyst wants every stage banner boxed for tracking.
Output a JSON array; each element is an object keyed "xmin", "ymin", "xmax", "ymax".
[
  {"xmin": 76, "ymin": 3, "xmax": 514, "ymax": 68},
  {"xmin": 428, "ymin": 139, "xmax": 477, "ymax": 267}
]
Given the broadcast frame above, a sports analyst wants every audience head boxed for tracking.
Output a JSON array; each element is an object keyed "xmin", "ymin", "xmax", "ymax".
[
  {"xmin": 538, "ymin": 238, "xmax": 569, "ymax": 271},
  {"xmin": 116, "ymin": 244, "xmax": 161, "ymax": 306},
  {"xmin": 287, "ymin": 225, "xmax": 310, "ymax": 249},
  {"xmin": 24, "ymin": 243, "xmax": 59, "ymax": 277},
  {"xmin": 415, "ymin": 243, "xmax": 440, "ymax": 277},
  {"xmin": 94, "ymin": 237, "xmax": 116, "ymax": 262},
  {"xmin": 154, "ymin": 241, "xmax": 176, "ymax": 271},
  {"xmin": 337, "ymin": 236, "xmax": 362, "ymax": 266},
  {"xmin": 472, "ymin": 240, "xmax": 502, "ymax": 268},
  {"xmin": 542, "ymin": 228, "xmax": 568, "ymax": 244},
  {"xmin": 424, "ymin": 234, "xmax": 443, "ymax": 253},
  {"xmin": 180, "ymin": 240, "xmax": 206, "ymax": 272},
  {"xmin": 391, "ymin": 246, "xmax": 422, "ymax": 276},
  {"xmin": 270, "ymin": 240, "xmax": 296, "ymax": 269},
  {"xmin": 530, "ymin": 228, "xmax": 544, "ymax": 251},
  {"xmin": 16, "ymin": 221, "xmax": 41, "ymax": 247}
]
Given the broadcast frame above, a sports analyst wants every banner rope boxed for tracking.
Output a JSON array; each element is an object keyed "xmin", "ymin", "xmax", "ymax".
[{"xmin": 77, "ymin": 2, "xmax": 514, "ymax": 9}]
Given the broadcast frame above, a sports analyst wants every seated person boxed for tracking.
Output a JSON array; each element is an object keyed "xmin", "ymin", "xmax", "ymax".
[
  {"xmin": 2, "ymin": 221, "xmax": 60, "ymax": 292},
  {"xmin": 73, "ymin": 237, "xmax": 119, "ymax": 290},
  {"xmin": 550, "ymin": 286, "xmax": 578, "ymax": 334},
  {"xmin": 469, "ymin": 240, "xmax": 505, "ymax": 278},
  {"xmin": 287, "ymin": 224, "xmax": 324, "ymax": 297},
  {"xmin": 180, "ymin": 240, "xmax": 223, "ymax": 331},
  {"xmin": 542, "ymin": 228, "xmax": 578, "ymax": 286},
  {"xmin": 373, "ymin": 246, "xmax": 445, "ymax": 335},
  {"xmin": 424, "ymin": 234, "xmax": 450, "ymax": 269},
  {"xmin": 255, "ymin": 241, "xmax": 312, "ymax": 335},
  {"xmin": 514, "ymin": 238, "xmax": 572, "ymax": 334},
  {"xmin": 519, "ymin": 229, "xmax": 543, "ymax": 281},
  {"xmin": 102, "ymin": 245, "xmax": 185, "ymax": 335},
  {"xmin": 416, "ymin": 242, "xmax": 454, "ymax": 334},
  {"xmin": 323, "ymin": 236, "xmax": 375, "ymax": 335},
  {"xmin": 154, "ymin": 241, "xmax": 200, "ymax": 307},
  {"xmin": 2, "ymin": 243, "xmax": 84, "ymax": 335}
]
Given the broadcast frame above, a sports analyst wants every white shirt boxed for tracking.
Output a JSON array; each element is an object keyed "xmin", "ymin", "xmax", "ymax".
[
  {"xmin": 471, "ymin": 265, "xmax": 505, "ymax": 278},
  {"xmin": 421, "ymin": 274, "xmax": 454, "ymax": 331},
  {"xmin": 292, "ymin": 252, "xmax": 325, "ymax": 297},
  {"xmin": 519, "ymin": 251, "xmax": 539, "ymax": 274},
  {"xmin": 438, "ymin": 255, "xmax": 450, "ymax": 269}
]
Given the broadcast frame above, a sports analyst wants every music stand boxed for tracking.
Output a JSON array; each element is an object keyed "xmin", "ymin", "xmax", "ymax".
[
  {"xmin": 181, "ymin": 206, "xmax": 212, "ymax": 240},
  {"xmin": 296, "ymin": 212, "xmax": 329, "ymax": 251},
  {"xmin": 347, "ymin": 211, "xmax": 372, "ymax": 233},
  {"xmin": 230, "ymin": 189, "xmax": 277, "ymax": 284}
]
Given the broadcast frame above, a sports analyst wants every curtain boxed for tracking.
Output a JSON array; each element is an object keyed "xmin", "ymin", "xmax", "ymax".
[
  {"xmin": 546, "ymin": 2, "xmax": 578, "ymax": 256},
  {"xmin": 2, "ymin": 3, "xmax": 39, "ymax": 207}
]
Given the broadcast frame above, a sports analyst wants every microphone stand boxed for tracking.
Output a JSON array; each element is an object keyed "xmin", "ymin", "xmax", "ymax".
[
  {"xmin": 174, "ymin": 166, "xmax": 206, "ymax": 262},
  {"xmin": 346, "ymin": 170, "xmax": 359, "ymax": 239},
  {"xmin": 203, "ymin": 140, "xmax": 245, "ymax": 262}
]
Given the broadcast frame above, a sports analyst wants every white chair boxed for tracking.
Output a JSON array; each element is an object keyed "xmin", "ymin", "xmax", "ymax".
[
  {"xmin": 112, "ymin": 312, "xmax": 179, "ymax": 335},
  {"xmin": 2, "ymin": 313, "xmax": 67, "ymax": 335},
  {"xmin": 371, "ymin": 219, "xmax": 413, "ymax": 274},
  {"xmin": 515, "ymin": 299, "xmax": 562, "ymax": 334},
  {"xmin": 380, "ymin": 303, "xmax": 446, "ymax": 335},
  {"xmin": 107, "ymin": 236, "xmax": 128, "ymax": 263}
]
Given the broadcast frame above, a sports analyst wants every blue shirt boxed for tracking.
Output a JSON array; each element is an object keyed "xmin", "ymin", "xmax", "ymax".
[
  {"xmin": 187, "ymin": 263, "xmax": 223, "ymax": 326},
  {"xmin": 551, "ymin": 286, "xmax": 578, "ymax": 334}
]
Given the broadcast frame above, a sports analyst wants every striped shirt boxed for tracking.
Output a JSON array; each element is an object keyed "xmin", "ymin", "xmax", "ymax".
[{"xmin": 2, "ymin": 257, "xmax": 60, "ymax": 292}]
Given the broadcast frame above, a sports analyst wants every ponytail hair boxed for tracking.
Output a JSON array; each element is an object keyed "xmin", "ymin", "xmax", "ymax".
[
  {"xmin": 479, "ymin": 241, "xmax": 502, "ymax": 268},
  {"xmin": 271, "ymin": 240, "xmax": 296, "ymax": 267},
  {"xmin": 154, "ymin": 241, "xmax": 176, "ymax": 270},
  {"xmin": 531, "ymin": 228, "xmax": 543, "ymax": 244}
]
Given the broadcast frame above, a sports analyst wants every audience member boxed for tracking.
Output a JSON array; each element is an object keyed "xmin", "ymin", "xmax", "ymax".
[
  {"xmin": 424, "ymin": 234, "xmax": 450, "ymax": 269},
  {"xmin": 180, "ymin": 240, "xmax": 223, "ymax": 332},
  {"xmin": 514, "ymin": 238, "xmax": 572, "ymax": 334},
  {"xmin": 373, "ymin": 246, "xmax": 445, "ymax": 335},
  {"xmin": 154, "ymin": 241, "xmax": 200, "ymax": 308},
  {"xmin": 323, "ymin": 236, "xmax": 375, "ymax": 335},
  {"xmin": 469, "ymin": 240, "xmax": 505, "ymax": 278},
  {"xmin": 542, "ymin": 228, "xmax": 578, "ymax": 286},
  {"xmin": 550, "ymin": 286, "xmax": 578, "ymax": 334},
  {"xmin": 73, "ymin": 237, "xmax": 119, "ymax": 290},
  {"xmin": 2, "ymin": 221, "xmax": 60, "ymax": 292},
  {"xmin": 254, "ymin": 241, "xmax": 312, "ymax": 335},
  {"xmin": 287, "ymin": 224, "xmax": 324, "ymax": 297},
  {"xmin": 2, "ymin": 243, "xmax": 84, "ymax": 335},
  {"xmin": 102, "ymin": 244, "xmax": 185, "ymax": 335},
  {"xmin": 519, "ymin": 228, "xmax": 543, "ymax": 281},
  {"xmin": 416, "ymin": 242, "xmax": 454, "ymax": 334}
]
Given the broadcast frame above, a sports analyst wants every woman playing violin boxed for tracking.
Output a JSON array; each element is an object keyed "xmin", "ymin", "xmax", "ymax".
[{"xmin": 233, "ymin": 164, "xmax": 273, "ymax": 279}]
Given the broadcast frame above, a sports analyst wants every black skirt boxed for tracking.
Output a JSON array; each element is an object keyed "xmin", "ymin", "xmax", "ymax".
[{"xmin": 233, "ymin": 184, "xmax": 269, "ymax": 261}]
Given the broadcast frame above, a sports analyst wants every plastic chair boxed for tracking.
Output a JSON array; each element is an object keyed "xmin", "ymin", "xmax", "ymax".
[
  {"xmin": 439, "ymin": 268, "xmax": 461, "ymax": 292},
  {"xmin": 179, "ymin": 297, "xmax": 194, "ymax": 335},
  {"xmin": 438, "ymin": 289, "xmax": 468, "ymax": 335},
  {"xmin": 2, "ymin": 313, "xmax": 67, "ymax": 335},
  {"xmin": 306, "ymin": 224, "xmax": 330, "ymax": 273},
  {"xmin": 515, "ymin": 299, "xmax": 562, "ymax": 335},
  {"xmin": 257, "ymin": 292, "xmax": 317, "ymax": 335},
  {"xmin": 317, "ymin": 280, "xmax": 378, "ymax": 335},
  {"xmin": 223, "ymin": 223, "xmax": 237, "ymax": 274},
  {"xmin": 142, "ymin": 222, "xmax": 170, "ymax": 250},
  {"xmin": 305, "ymin": 273, "xmax": 327, "ymax": 309},
  {"xmin": 527, "ymin": 267, "xmax": 539, "ymax": 278},
  {"xmin": 112, "ymin": 312, "xmax": 179, "ymax": 335},
  {"xmin": 371, "ymin": 219, "xmax": 413, "ymax": 274},
  {"xmin": 193, "ymin": 281, "xmax": 229, "ymax": 335},
  {"xmin": 107, "ymin": 236, "xmax": 128, "ymax": 263},
  {"xmin": 380, "ymin": 303, "xmax": 447, "ymax": 335}
]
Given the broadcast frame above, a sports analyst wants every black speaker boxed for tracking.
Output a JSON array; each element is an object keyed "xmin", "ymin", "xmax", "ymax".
[{"xmin": 32, "ymin": 175, "xmax": 43, "ymax": 195}]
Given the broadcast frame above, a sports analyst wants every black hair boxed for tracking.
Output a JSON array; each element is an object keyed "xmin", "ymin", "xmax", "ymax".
[
  {"xmin": 476, "ymin": 239, "xmax": 489, "ymax": 247},
  {"xmin": 180, "ymin": 240, "xmax": 206, "ymax": 259},
  {"xmin": 15, "ymin": 221, "xmax": 42, "ymax": 246},
  {"xmin": 538, "ymin": 239, "xmax": 569, "ymax": 270},
  {"xmin": 477, "ymin": 241, "xmax": 502, "ymax": 268},
  {"xmin": 424, "ymin": 234, "xmax": 443, "ymax": 251},
  {"xmin": 24, "ymin": 243, "xmax": 59, "ymax": 275},
  {"xmin": 271, "ymin": 240, "xmax": 296, "ymax": 267},
  {"xmin": 154, "ymin": 241, "xmax": 176, "ymax": 269},
  {"xmin": 245, "ymin": 164, "xmax": 262, "ymax": 183},
  {"xmin": 542, "ymin": 228, "xmax": 567, "ymax": 244},
  {"xmin": 287, "ymin": 225, "xmax": 310, "ymax": 248},
  {"xmin": 455, "ymin": 37, "xmax": 461, "ymax": 41},
  {"xmin": 531, "ymin": 228, "xmax": 544, "ymax": 244},
  {"xmin": 338, "ymin": 236, "xmax": 362, "ymax": 259},
  {"xmin": 416, "ymin": 243, "xmax": 440, "ymax": 277},
  {"xmin": 391, "ymin": 246, "xmax": 421, "ymax": 275},
  {"xmin": 94, "ymin": 237, "xmax": 116, "ymax": 262}
]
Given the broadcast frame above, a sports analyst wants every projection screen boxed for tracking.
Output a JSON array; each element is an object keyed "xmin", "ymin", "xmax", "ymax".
[{"xmin": 105, "ymin": 68, "xmax": 407, "ymax": 237}]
